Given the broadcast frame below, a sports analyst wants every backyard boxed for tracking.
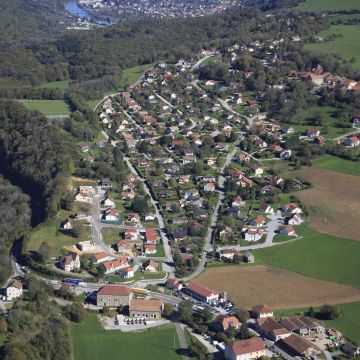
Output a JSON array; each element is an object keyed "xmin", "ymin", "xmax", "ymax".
[{"xmin": 70, "ymin": 314, "xmax": 182, "ymax": 360}]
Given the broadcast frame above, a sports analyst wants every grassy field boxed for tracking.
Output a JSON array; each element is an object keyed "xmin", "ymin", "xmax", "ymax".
[
  {"xmin": 24, "ymin": 100, "xmax": 71, "ymax": 116},
  {"xmin": 306, "ymin": 25, "xmax": 360, "ymax": 68},
  {"xmin": 312, "ymin": 155, "xmax": 360, "ymax": 176},
  {"xmin": 295, "ymin": 0, "xmax": 360, "ymax": 11},
  {"xmin": 27, "ymin": 208, "xmax": 91, "ymax": 257},
  {"xmin": 39, "ymin": 80, "xmax": 70, "ymax": 89},
  {"xmin": 290, "ymin": 106, "xmax": 350, "ymax": 139},
  {"xmin": 118, "ymin": 63, "xmax": 156, "ymax": 89},
  {"xmin": 70, "ymin": 314, "xmax": 181, "ymax": 360},
  {"xmin": 295, "ymin": 167, "xmax": 360, "ymax": 240},
  {"xmin": 196, "ymin": 265, "xmax": 360, "ymax": 310},
  {"xmin": 275, "ymin": 301, "xmax": 360, "ymax": 344},
  {"xmin": 254, "ymin": 225, "xmax": 360, "ymax": 288}
]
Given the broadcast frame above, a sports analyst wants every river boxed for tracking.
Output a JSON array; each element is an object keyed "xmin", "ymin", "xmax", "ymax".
[{"xmin": 65, "ymin": 0, "xmax": 115, "ymax": 25}]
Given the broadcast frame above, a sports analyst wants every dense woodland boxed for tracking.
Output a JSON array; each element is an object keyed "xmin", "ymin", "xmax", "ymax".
[{"xmin": 0, "ymin": 100, "xmax": 72, "ymax": 224}]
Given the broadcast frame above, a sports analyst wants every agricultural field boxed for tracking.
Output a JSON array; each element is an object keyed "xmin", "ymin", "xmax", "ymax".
[
  {"xmin": 254, "ymin": 226, "xmax": 360, "ymax": 288},
  {"xmin": 275, "ymin": 301, "xmax": 360, "ymax": 344},
  {"xmin": 290, "ymin": 106, "xmax": 351, "ymax": 139},
  {"xmin": 295, "ymin": 167, "xmax": 360, "ymax": 240},
  {"xmin": 306, "ymin": 25, "xmax": 360, "ymax": 68},
  {"xmin": 70, "ymin": 314, "xmax": 182, "ymax": 360},
  {"xmin": 312, "ymin": 155, "xmax": 360, "ymax": 176},
  {"xmin": 196, "ymin": 265, "xmax": 360, "ymax": 310},
  {"xmin": 295, "ymin": 0, "xmax": 360, "ymax": 11},
  {"xmin": 27, "ymin": 206, "xmax": 92, "ymax": 257},
  {"xmin": 24, "ymin": 99, "xmax": 71, "ymax": 116}
]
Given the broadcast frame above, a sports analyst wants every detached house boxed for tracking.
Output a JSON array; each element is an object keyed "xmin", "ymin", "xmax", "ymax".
[
  {"xmin": 103, "ymin": 208, "xmax": 119, "ymax": 221},
  {"xmin": 102, "ymin": 257, "xmax": 128, "ymax": 275},
  {"xmin": 282, "ymin": 203, "xmax": 302, "ymax": 214},
  {"xmin": 225, "ymin": 338, "xmax": 266, "ymax": 360},
  {"xmin": 60, "ymin": 252, "xmax": 81, "ymax": 272},
  {"xmin": 344, "ymin": 135, "xmax": 360, "ymax": 147},
  {"xmin": 288, "ymin": 213, "xmax": 304, "ymax": 225},
  {"xmin": 6, "ymin": 280, "xmax": 23, "ymax": 301},
  {"xmin": 244, "ymin": 228, "xmax": 264, "ymax": 242},
  {"xmin": 250, "ymin": 215, "xmax": 266, "ymax": 228},
  {"xmin": 258, "ymin": 204, "xmax": 273, "ymax": 214},
  {"xmin": 252, "ymin": 304, "xmax": 274, "ymax": 319}
]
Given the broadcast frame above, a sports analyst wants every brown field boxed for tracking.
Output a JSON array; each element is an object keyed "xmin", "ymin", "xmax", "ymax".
[
  {"xmin": 295, "ymin": 168, "xmax": 360, "ymax": 241},
  {"xmin": 196, "ymin": 265, "xmax": 360, "ymax": 309}
]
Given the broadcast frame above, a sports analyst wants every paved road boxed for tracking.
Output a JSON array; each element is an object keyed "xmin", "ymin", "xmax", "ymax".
[{"xmin": 175, "ymin": 323, "xmax": 190, "ymax": 360}]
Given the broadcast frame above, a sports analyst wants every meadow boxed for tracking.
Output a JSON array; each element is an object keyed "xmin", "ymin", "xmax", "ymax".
[
  {"xmin": 306, "ymin": 25, "xmax": 360, "ymax": 69},
  {"xmin": 40, "ymin": 79, "xmax": 70, "ymax": 89},
  {"xmin": 295, "ymin": 0, "xmax": 360, "ymax": 11},
  {"xmin": 24, "ymin": 99, "xmax": 71, "ymax": 116},
  {"xmin": 254, "ymin": 225, "xmax": 360, "ymax": 288},
  {"xmin": 70, "ymin": 314, "xmax": 182, "ymax": 360},
  {"xmin": 312, "ymin": 155, "xmax": 360, "ymax": 176}
]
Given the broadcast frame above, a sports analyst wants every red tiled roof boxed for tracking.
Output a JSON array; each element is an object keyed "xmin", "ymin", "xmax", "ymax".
[
  {"xmin": 187, "ymin": 282, "xmax": 218, "ymax": 298},
  {"xmin": 98, "ymin": 285, "xmax": 131, "ymax": 296},
  {"xmin": 231, "ymin": 338, "xmax": 265, "ymax": 356}
]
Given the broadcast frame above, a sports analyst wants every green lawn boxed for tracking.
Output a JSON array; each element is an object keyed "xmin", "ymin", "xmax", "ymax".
[
  {"xmin": 70, "ymin": 314, "xmax": 182, "ymax": 360},
  {"xmin": 275, "ymin": 302, "xmax": 360, "ymax": 344},
  {"xmin": 118, "ymin": 63, "xmax": 156, "ymax": 89},
  {"xmin": 87, "ymin": 99, "xmax": 101, "ymax": 110},
  {"xmin": 306, "ymin": 25, "xmax": 360, "ymax": 69},
  {"xmin": 24, "ymin": 100, "xmax": 71, "ymax": 116},
  {"xmin": 101, "ymin": 228, "xmax": 120, "ymax": 245},
  {"xmin": 312, "ymin": 155, "xmax": 360, "ymax": 176},
  {"xmin": 295, "ymin": 0, "xmax": 360, "ymax": 11},
  {"xmin": 27, "ymin": 209, "xmax": 91, "ymax": 257},
  {"xmin": 254, "ymin": 225, "xmax": 360, "ymax": 288},
  {"xmin": 39, "ymin": 80, "xmax": 70, "ymax": 89},
  {"xmin": 290, "ymin": 106, "xmax": 350, "ymax": 139}
]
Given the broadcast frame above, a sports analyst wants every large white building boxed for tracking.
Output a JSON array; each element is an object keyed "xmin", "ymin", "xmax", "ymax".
[{"xmin": 6, "ymin": 279, "xmax": 23, "ymax": 301}]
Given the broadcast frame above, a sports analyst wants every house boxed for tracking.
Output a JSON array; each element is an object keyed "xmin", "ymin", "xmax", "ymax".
[
  {"xmin": 342, "ymin": 343, "xmax": 360, "ymax": 358},
  {"xmin": 129, "ymin": 299, "xmax": 163, "ymax": 319},
  {"xmin": 225, "ymin": 338, "xmax": 266, "ymax": 360},
  {"xmin": 219, "ymin": 226, "xmax": 233, "ymax": 239},
  {"xmin": 142, "ymin": 228, "xmax": 157, "ymax": 244},
  {"xmin": 216, "ymin": 315, "xmax": 241, "ymax": 332},
  {"xmin": 251, "ymin": 166, "xmax": 264, "ymax": 177},
  {"xmin": 243, "ymin": 252, "xmax": 255, "ymax": 263},
  {"xmin": 204, "ymin": 183, "xmax": 216, "ymax": 192},
  {"xmin": 90, "ymin": 252, "xmax": 115, "ymax": 265},
  {"xmin": 96, "ymin": 285, "xmax": 132, "ymax": 307},
  {"xmin": 258, "ymin": 204, "xmax": 273, "ymax": 214},
  {"xmin": 231, "ymin": 195, "xmax": 245, "ymax": 208},
  {"xmin": 172, "ymin": 228, "xmax": 188, "ymax": 241},
  {"xmin": 61, "ymin": 219, "xmax": 73, "ymax": 231},
  {"xmin": 75, "ymin": 190, "xmax": 93, "ymax": 204},
  {"xmin": 166, "ymin": 278, "xmax": 183, "ymax": 291},
  {"xmin": 144, "ymin": 213, "xmax": 156, "ymax": 221},
  {"xmin": 288, "ymin": 213, "xmax": 304, "ymax": 225},
  {"xmin": 6, "ymin": 279, "xmax": 23, "ymax": 301},
  {"xmin": 279, "ymin": 149, "xmax": 292, "ymax": 160},
  {"xmin": 180, "ymin": 253, "xmax": 193, "ymax": 263},
  {"xmin": 282, "ymin": 203, "xmax": 302, "ymax": 214},
  {"xmin": 185, "ymin": 282, "xmax": 219, "ymax": 303},
  {"xmin": 125, "ymin": 228, "xmax": 140, "ymax": 241},
  {"xmin": 120, "ymin": 267, "xmax": 134, "ymax": 279},
  {"xmin": 314, "ymin": 135, "xmax": 326, "ymax": 144},
  {"xmin": 306, "ymin": 128, "xmax": 320, "ymax": 138},
  {"xmin": 76, "ymin": 241, "xmax": 96, "ymax": 252},
  {"xmin": 143, "ymin": 259, "xmax": 158, "ymax": 272},
  {"xmin": 60, "ymin": 252, "xmax": 81, "ymax": 272},
  {"xmin": 116, "ymin": 240, "xmax": 128, "ymax": 253},
  {"xmin": 344, "ymin": 135, "xmax": 360, "ymax": 147},
  {"xmin": 279, "ymin": 226, "xmax": 296, "ymax": 236},
  {"xmin": 101, "ymin": 197, "xmax": 115, "ymax": 208},
  {"xmin": 218, "ymin": 248, "xmax": 240, "ymax": 261},
  {"xmin": 102, "ymin": 257, "xmax": 128, "ymax": 275},
  {"xmin": 252, "ymin": 304, "xmax": 273, "ymax": 319},
  {"xmin": 184, "ymin": 189, "xmax": 199, "ymax": 200},
  {"xmin": 103, "ymin": 208, "xmax": 119, "ymax": 221},
  {"xmin": 193, "ymin": 208, "xmax": 208, "ymax": 219},
  {"xmin": 205, "ymin": 80, "xmax": 215, "ymax": 86},
  {"xmin": 182, "ymin": 155, "xmax": 197, "ymax": 164},
  {"xmin": 256, "ymin": 317, "xmax": 291, "ymax": 341},
  {"xmin": 250, "ymin": 215, "xmax": 266, "ymax": 228},
  {"xmin": 142, "ymin": 244, "xmax": 156, "ymax": 255},
  {"xmin": 279, "ymin": 334, "xmax": 319, "ymax": 357},
  {"xmin": 244, "ymin": 228, "xmax": 264, "ymax": 242},
  {"xmin": 239, "ymin": 177, "xmax": 253, "ymax": 188},
  {"xmin": 99, "ymin": 178, "xmax": 112, "ymax": 188},
  {"xmin": 127, "ymin": 213, "xmax": 140, "ymax": 224}
]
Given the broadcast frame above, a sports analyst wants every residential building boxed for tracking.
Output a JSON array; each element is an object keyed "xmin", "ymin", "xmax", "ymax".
[
  {"xmin": 252, "ymin": 304, "xmax": 273, "ymax": 319},
  {"xmin": 120, "ymin": 267, "xmax": 134, "ymax": 279},
  {"xmin": 129, "ymin": 299, "xmax": 163, "ymax": 319},
  {"xmin": 96, "ymin": 285, "xmax": 132, "ymax": 307},
  {"xmin": 250, "ymin": 215, "xmax": 266, "ymax": 228},
  {"xmin": 6, "ymin": 279, "xmax": 23, "ymax": 301},
  {"xmin": 142, "ymin": 244, "xmax": 156, "ymax": 255},
  {"xmin": 279, "ymin": 334, "xmax": 320, "ymax": 357},
  {"xmin": 166, "ymin": 278, "xmax": 183, "ymax": 291},
  {"xmin": 102, "ymin": 257, "xmax": 128, "ymax": 274},
  {"xmin": 90, "ymin": 252, "xmax": 115, "ymax": 265},
  {"xmin": 76, "ymin": 241, "xmax": 96, "ymax": 252},
  {"xmin": 216, "ymin": 316, "xmax": 241, "ymax": 331},
  {"xmin": 60, "ymin": 252, "xmax": 81, "ymax": 272},
  {"xmin": 288, "ymin": 213, "xmax": 304, "ymax": 225},
  {"xmin": 225, "ymin": 338, "xmax": 266, "ymax": 360},
  {"xmin": 143, "ymin": 259, "xmax": 158, "ymax": 272},
  {"xmin": 244, "ymin": 228, "xmax": 264, "ymax": 242}
]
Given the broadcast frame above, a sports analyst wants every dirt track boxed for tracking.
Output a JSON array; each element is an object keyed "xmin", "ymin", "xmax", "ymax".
[
  {"xmin": 196, "ymin": 265, "xmax": 360, "ymax": 309},
  {"xmin": 295, "ymin": 168, "xmax": 360, "ymax": 241}
]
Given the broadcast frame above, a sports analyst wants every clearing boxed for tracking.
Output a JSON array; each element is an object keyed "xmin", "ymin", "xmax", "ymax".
[
  {"xmin": 254, "ymin": 225, "xmax": 360, "ymax": 288},
  {"xmin": 196, "ymin": 265, "xmax": 360, "ymax": 310},
  {"xmin": 306, "ymin": 25, "xmax": 360, "ymax": 68},
  {"xmin": 24, "ymin": 99, "xmax": 71, "ymax": 116},
  {"xmin": 39, "ymin": 80, "xmax": 70, "ymax": 89},
  {"xmin": 295, "ymin": 0, "xmax": 360, "ymax": 11},
  {"xmin": 295, "ymin": 167, "xmax": 360, "ymax": 240},
  {"xmin": 70, "ymin": 314, "xmax": 181, "ymax": 360},
  {"xmin": 312, "ymin": 155, "xmax": 360, "ymax": 176},
  {"xmin": 275, "ymin": 301, "xmax": 360, "ymax": 344}
]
